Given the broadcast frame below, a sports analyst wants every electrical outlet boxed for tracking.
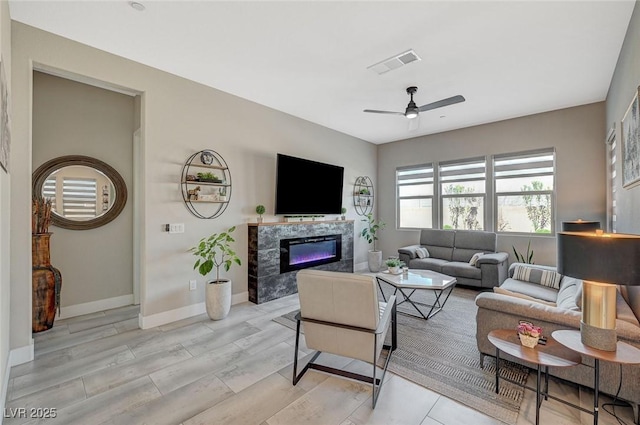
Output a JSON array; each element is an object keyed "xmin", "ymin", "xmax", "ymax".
[
  {"xmin": 169, "ymin": 223, "xmax": 185, "ymax": 234},
  {"xmin": 189, "ymin": 280, "xmax": 197, "ymax": 291}
]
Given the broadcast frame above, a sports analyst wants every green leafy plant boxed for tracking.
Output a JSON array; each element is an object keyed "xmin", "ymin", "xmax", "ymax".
[
  {"xmin": 341, "ymin": 207, "xmax": 347, "ymax": 214},
  {"xmin": 196, "ymin": 172, "xmax": 219, "ymax": 181},
  {"xmin": 361, "ymin": 213, "xmax": 385, "ymax": 251},
  {"xmin": 359, "ymin": 188, "xmax": 370, "ymax": 195},
  {"xmin": 191, "ymin": 226, "xmax": 241, "ymax": 283},
  {"xmin": 513, "ymin": 240, "xmax": 534, "ymax": 264},
  {"xmin": 385, "ymin": 258, "xmax": 405, "ymax": 268},
  {"xmin": 255, "ymin": 205, "xmax": 266, "ymax": 217}
]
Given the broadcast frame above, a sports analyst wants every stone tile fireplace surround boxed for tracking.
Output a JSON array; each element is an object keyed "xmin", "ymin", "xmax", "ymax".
[{"xmin": 248, "ymin": 220, "xmax": 354, "ymax": 304}]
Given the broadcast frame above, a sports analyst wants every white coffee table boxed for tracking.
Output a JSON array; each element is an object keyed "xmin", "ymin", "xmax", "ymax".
[{"xmin": 376, "ymin": 269, "xmax": 457, "ymax": 320}]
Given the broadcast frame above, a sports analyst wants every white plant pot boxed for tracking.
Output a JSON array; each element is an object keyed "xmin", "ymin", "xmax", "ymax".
[
  {"xmin": 368, "ymin": 250, "xmax": 383, "ymax": 272},
  {"xmin": 205, "ymin": 279, "xmax": 232, "ymax": 320},
  {"xmin": 388, "ymin": 266, "xmax": 400, "ymax": 274}
]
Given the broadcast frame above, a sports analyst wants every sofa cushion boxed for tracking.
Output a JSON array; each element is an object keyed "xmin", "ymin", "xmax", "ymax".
[
  {"xmin": 513, "ymin": 265, "xmax": 562, "ymax": 290},
  {"xmin": 617, "ymin": 290, "xmax": 640, "ymax": 326},
  {"xmin": 420, "ymin": 229, "xmax": 454, "ymax": 261},
  {"xmin": 415, "ymin": 247, "xmax": 429, "ymax": 258},
  {"xmin": 441, "ymin": 262, "xmax": 482, "ymax": 280},
  {"xmin": 493, "ymin": 286, "xmax": 557, "ymax": 307},
  {"xmin": 408, "ymin": 258, "xmax": 449, "ymax": 273},
  {"xmin": 620, "ymin": 286, "xmax": 640, "ymax": 324},
  {"xmin": 452, "ymin": 230, "xmax": 497, "ymax": 262},
  {"xmin": 469, "ymin": 252, "xmax": 484, "ymax": 267},
  {"xmin": 556, "ymin": 276, "xmax": 580, "ymax": 311},
  {"xmin": 499, "ymin": 278, "xmax": 558, "ymax": 303}
]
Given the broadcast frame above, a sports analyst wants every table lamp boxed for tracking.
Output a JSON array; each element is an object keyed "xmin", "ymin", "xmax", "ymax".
[
  {"xmin": 561, "ymin": 220, "xmax": 600, "ymax": 232},
  {"xmin": 557, "ymin": 231, "xmax": 640, "ymax": 351}
]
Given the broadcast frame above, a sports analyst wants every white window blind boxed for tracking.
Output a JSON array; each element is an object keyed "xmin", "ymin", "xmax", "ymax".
[
  {"xmin": 493, "ymin": 149, "xmax": 555, "ymax": 234},
  {"xmin": 43, "ymin": 177, "xmax": 57, "ymax": 212},
  {"xmin": 396, "ymin": 164, "xmax": 434, "ymax": 229},
  {"xmin": 63, "ymin": 177, "xmax": 97, "ymax": 219},
  {"xmin": 439, "ymin": 157, "xmax": 486, "ymax": 230}
]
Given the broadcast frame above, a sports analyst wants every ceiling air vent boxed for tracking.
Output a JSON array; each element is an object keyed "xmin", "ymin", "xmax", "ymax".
[{"xmin": 367, "ymin": 49, "xmax": 421, "ymax": 75}]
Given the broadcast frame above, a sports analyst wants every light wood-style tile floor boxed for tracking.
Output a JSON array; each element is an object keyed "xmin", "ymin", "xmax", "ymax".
[{"xmin": 5, "ymin": 295, "xmax": 637, "ymax": 425}]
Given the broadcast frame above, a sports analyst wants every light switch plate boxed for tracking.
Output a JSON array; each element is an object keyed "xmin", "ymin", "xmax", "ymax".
[{"xmin": 169, "ymin": 223, "xmax": 185, "ymax": 234}]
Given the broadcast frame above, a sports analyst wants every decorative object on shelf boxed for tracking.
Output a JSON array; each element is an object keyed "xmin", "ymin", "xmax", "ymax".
[
  {"xmin": 187, "ymin": 186, "xmax": 201, "ymax": 201},
  {"xmin": 557, "ymin": 230, "xmax": 640, "ymax": 351},
  {"xmin": 385, "ymin": 258, "xmax": 405, "ymax": 275},
  {"xmin": 353, "ymin": 176, "xmax": 374, "ymax": 216},
  {"xmin": 621, "ymin": 86, "xmax": 640, "ymax": 188},
  {"xmin": 181, "ymin": 150, "xmax": 232, "ymax": 219},
  {"xmin": 517, "ymin": 321, "xmax": 541, "ymax": 348},
  {"xmin": 190, "ymin": 226, "xmax": 241, "ymax": 320},
  {"xmin": 361, "ymin": 213, "xmax": 385, "ymax": 272},
  {"xmin": 255, "ymin": 205, "xmax": 265, "ymax": 223},
  {"xmin": 32, "ymin": 197, "xmax": 62, "ymax": 332},
  {"xmin": 200, "ymin": 149, "xmax": 215, "ymax": 165},
  {"xmin": 512, "ymin": 240, "xmax": 534, "ymax": 264},
  {"xmin": 340, "ymin": 207, "xmax": 347, "ymax": 220}
]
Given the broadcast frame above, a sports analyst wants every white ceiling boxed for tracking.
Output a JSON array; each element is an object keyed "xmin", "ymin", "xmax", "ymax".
[{"xmin": 8, "ymin": 1, "xmax": 636, "ymax": 144}]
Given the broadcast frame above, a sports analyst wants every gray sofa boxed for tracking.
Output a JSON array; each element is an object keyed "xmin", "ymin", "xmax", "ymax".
[
  {"xmin": 476, "ymin": 263, "xmax": 640, "ymax": 419},
  {"xmin": 398, "ymin": 229, "xmax": 509, "ymax": 288}
]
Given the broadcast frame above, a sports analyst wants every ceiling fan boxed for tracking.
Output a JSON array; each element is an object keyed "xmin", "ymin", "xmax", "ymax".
[{"xmin": 363, "ymin": 86, "xmax": 465, "ymax": 121}]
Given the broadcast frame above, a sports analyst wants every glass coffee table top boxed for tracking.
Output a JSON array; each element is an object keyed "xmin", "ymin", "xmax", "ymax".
[{"xmin": 377, "ymin": 269, "xmax": 456, "ymax": 290}]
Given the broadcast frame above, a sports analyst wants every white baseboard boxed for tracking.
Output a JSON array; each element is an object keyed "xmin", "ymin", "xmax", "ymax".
[
  {"xmin": 58, "ymin": 294, "xmax": 134, "ymax": 319},
  {"xmin": 9, "ymin": 340, "xmax": 34, "ymax": 367},
  {"xmin": 139, "ymin": 291, "xmax": 249, "ymax": 329},
  {"xmin": 1, "ymin": 350, "xmax": 11, "ymax": 423}
]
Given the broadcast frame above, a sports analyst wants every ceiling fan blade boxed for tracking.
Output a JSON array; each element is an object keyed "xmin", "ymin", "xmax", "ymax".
[
  {"xmin": 418, "ymin": 95, "xmax": 466, "ymax": 112},
  {"xmin": 363, "ymin": 109, "xmax": 405, "ymax": 116}
]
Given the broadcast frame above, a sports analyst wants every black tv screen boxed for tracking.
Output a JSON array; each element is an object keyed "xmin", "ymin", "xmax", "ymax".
[{"xmin": 275, "ymin": 154, "xmax": 344, "ymax": 215}]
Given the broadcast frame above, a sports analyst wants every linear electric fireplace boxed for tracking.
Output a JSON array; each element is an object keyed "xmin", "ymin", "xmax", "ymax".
[{"xmin": 280, "ymin": 234, "xmax": 342, "ymax": 273}]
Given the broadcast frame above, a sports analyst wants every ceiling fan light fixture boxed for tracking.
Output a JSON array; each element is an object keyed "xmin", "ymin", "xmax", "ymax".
[{"xmin": 405, "ymin": 109, "xmax": 419, "ymax": 119}]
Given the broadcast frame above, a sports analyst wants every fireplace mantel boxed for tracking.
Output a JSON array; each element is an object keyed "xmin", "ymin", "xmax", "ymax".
[{"xmin": 247, "ymin": 221, "xmax": 354, "ymax": 304}]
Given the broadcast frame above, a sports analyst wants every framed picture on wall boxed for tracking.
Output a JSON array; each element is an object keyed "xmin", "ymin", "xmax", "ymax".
[
  {"xmin": 621, "ymin": 86, "xmax": 640, "ymax": 188},
  {"xmin": 0, "ymin": 58, "xmax": 10, "ymax": 173}
]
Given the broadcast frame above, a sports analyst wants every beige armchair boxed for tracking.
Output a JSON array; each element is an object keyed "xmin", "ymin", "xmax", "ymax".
[{"xmin": 292, "ymin": 269, "xmax": 397, "ymax": 407}]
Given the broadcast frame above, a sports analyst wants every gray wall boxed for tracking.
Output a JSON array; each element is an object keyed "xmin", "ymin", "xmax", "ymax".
[
  {"xmin": 377, "ymin": 102, "xmax": 606, "ymax": 267},
  {"xmin": 32, "ymin": 71, "xmax": 135, "ymax": 310},
  {"xmin": 606, "ymin": 0, "xmax": 640, "ymax": 234},
  {"xmin": 10, "ymin": 21, "xmax": 377, "ymax": 354},
  {"xmin": 0, "ymin": 0, "xmax": 11, "ymax": 412}
]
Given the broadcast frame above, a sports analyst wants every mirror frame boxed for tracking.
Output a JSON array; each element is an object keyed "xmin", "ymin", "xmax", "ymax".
[{"xmin": 32, "ymin": 155, "xmax": 128, "ymax": 230}]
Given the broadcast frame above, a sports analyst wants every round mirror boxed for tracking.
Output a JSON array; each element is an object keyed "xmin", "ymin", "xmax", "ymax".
[{"xmin": 33, "ymin": 155, "xmax": 127, "ymax": 230}]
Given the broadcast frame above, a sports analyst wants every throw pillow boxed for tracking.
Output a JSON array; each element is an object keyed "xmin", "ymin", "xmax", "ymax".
[
  {"xmin": 469, "ymin": 252, "xmax": 484, "ymax": 267},
  {"xmin": 493, "ymin": 287, "xmax": 557, "ymax": 307},
  {"xmin": 415, "ymin": 247, "xmax": 429, "ymax": 259},
  {"xmin": 513, "ymin": 265, "xmax": 563, "ymax": 290}
]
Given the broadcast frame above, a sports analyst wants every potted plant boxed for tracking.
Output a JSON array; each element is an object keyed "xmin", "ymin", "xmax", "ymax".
[
  {"xmin": 190, "ymin": 226, "xmax": 241, "ymax": 320},
  {"xmin": 340, "ymin": 207, "xmax": 347, "ymax": 220},
  {"xmin": 359, "ymin": 188, "xmax": 370, "ymax": 195},
  {"xmin": 255, "ymin": 205, "xmax": 266, "ymax": 223},
  {"xmin": 361, "ymin": 213, "xmax": 386, "ymax": 272},
  {"xmin": 385, "ymin": 258, "xmax": 405, "ymax": 274},
  {"xmin": 196, "ymin": 172, "xmax": 221, "ymax": 183}
]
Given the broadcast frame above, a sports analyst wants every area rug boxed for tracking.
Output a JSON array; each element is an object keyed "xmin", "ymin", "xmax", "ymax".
[{"xmin": 273, "ymin": 287, "xmax": 528, "ymax": 425}]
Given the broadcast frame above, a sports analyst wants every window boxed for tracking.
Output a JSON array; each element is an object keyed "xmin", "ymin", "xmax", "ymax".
[
  {"xmin": 607, "ymin": 128, "xmax": 617, "ymax": 233},
  {"xmin": 439, "ymin": 157, "xmax": 486, "ymax": 230},
  {"xmin": 42, "ymin": 177, "xmax": 57, "ymax": 212},
  {"xmin": 493, "ymin": 149, "xmax": 555, "ymax": 234},
  {"xmin": 397, "ymin": 164, "xmax": 434, "ymax": 229},
  {"xmin": 63, "ymin": 177, "xmax": 98, "ymax": 219}
]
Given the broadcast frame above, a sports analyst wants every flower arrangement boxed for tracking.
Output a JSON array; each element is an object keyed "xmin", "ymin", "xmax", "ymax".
[{"xmin": 517, "ymin": 321, "xmax": 542, "ymax": 348}]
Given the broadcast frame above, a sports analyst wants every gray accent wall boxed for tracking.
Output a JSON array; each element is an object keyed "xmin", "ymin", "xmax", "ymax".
[
  {"xmin": 32, "ymin": 71, "xmax": 135, "ymax": 310},
  {"xmin": 377, "ymin": 102, "xmax": 606, "ymax": 267},
  {"xmin": 606, "ymin": 0, "xmax": 640, "ymax": 235}
]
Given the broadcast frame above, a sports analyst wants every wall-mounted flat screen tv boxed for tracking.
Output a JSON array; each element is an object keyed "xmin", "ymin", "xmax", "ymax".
[{"xmin": 275, "ymin": 154, "xmax": 344, "ymax": 215}]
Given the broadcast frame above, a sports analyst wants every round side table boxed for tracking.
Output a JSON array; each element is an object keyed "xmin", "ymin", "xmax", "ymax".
[{"xmin": 488, "ymin": 329, "xmax": 581, "ymax": 425}]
